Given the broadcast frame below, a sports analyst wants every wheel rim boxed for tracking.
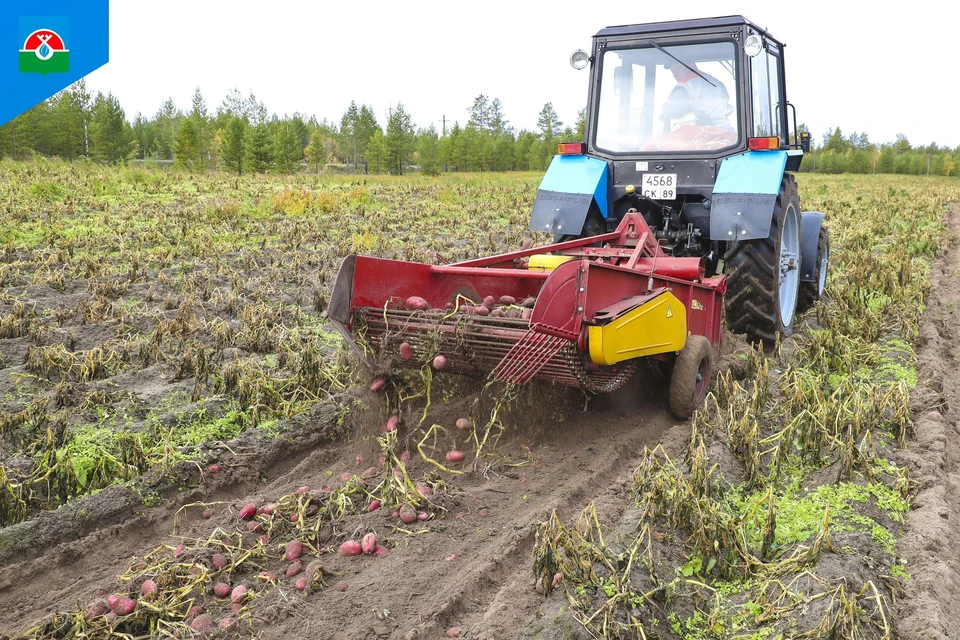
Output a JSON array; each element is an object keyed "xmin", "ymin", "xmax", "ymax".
[
  {"xmin": 694, "ymin": 357, "xmax": 709, "ymax": 403},
  {"xmin": 817, "ymin": 246, "xmax": 829, "ymax": 296},
  {"xmin": 778, "ymin": 204, "xmax": 800, "ymax": 327}
]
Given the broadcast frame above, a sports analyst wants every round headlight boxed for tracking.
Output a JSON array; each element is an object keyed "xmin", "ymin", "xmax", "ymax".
[
  {"xmin": 570, "ymin": 49, "xmax": 590, "ymax": 70},
  {"xmin": 744, "ymin": 34, "xmax": 763, "ymax": 57}
]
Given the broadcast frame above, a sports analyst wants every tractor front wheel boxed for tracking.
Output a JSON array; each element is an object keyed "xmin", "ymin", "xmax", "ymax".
[
  {"xmin": 724, "ymin": 175, "xmax": 802, "ymax": 343},
  {"xmin": 796, "ymin": 225, "xmax": 830, "ymax": 315},
  {"xmin": 668, "ymin": 335, "xmax": 713, "ymax": 420}
]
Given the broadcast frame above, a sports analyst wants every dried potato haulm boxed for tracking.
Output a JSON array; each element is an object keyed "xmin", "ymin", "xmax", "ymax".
[{"xmin": 532, "ymin": 175, "xmax": 960, "ymax": 639}]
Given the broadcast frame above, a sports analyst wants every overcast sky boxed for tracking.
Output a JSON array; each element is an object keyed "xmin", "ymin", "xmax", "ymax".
[{"xmin": 85, "ymin": 0, "xmax": 960, "ymax": 149}]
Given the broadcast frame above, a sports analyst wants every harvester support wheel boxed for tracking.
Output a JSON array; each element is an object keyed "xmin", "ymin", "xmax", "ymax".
[
  {"xmin": 668, "ymin": 335, "xmax": 713, "ymax": 420},
  {"xmin": 724, "ymin": 174, "xmax": 801, "ymax": 343},
  {"xmin": 796, "ymin": 225, "xmax": 830, "ymax": 314}
]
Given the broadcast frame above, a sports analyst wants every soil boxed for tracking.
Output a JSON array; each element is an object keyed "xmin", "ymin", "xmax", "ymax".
[
  {"xmin": 1, "ymin": 205, "xmax": 959, "ymax": 640},
  {"xmin": 894, "ymin": 202, "xmax": 960, "ymax": 640}
]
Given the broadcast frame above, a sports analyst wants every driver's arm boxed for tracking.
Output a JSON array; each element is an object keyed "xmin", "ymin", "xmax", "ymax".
[{"xmin": 662, "ymin": 83, "xmax": 694, "ymax": 120}]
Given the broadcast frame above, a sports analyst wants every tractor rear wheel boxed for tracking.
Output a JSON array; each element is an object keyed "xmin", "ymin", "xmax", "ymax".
[
  {"xmin": 724, "ymin": 175, "xmax": 801, "ymax": 343},
  {"xmin": 560, "ymin": 208, "xmax": 605, "ymax": 243},
  {"xmin": 668, "ymin": 335, "xmax": 713, "ymax": 420},
  {"xmin": 796, "ymin": 225, "xmax": 830, "ymax": 315}
]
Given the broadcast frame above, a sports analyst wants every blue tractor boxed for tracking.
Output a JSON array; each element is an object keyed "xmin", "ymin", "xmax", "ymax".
[{"xmin": 533, "ymin": 15, "xmax": 829, "ymax": 342}]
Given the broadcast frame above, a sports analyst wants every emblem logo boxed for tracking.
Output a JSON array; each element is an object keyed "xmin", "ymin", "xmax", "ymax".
[{"xmin": 19, "ymin": 19, "xmax": 70, "ymax": 75}]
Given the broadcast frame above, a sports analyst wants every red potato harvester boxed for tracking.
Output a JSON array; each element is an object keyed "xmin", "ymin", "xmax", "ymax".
[{"xmin": 327, "ymin": 211, "xmax": 725, "ymax": 418}]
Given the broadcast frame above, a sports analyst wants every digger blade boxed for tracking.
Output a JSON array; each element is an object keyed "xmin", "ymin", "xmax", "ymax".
[{"xmin": 491, "ymin": 330, "xmax": 570, "ymax": 385}]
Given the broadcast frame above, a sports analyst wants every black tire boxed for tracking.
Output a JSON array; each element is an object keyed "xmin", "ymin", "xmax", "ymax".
[
  {"xmin": 796, "ymin": 225, "xmax": 830, "ymax": 315},
  {"xmin": 724, "ymin": 175, "xmax": 801, "ymax": 343},
  {"xmin": 668, "ymin": 335, "xmax": 713, "ymax": 420}
]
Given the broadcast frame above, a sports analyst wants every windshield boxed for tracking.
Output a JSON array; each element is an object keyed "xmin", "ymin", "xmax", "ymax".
[{"xmin": 594, "ymin": 41, "xmax": 739, "ymax": 154}]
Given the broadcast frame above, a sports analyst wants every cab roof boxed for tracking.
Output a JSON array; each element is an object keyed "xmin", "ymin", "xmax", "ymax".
[{"xmin": 596, "ymin": 15, "xmax": 782, "ymax": 46}]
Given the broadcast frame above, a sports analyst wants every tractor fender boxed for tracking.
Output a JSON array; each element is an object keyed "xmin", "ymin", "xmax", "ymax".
[
  {"xmin": 799, "ymin": 211, "xmax": 826, "ymax": 282},
  {"xmin": 530, "ymin": 154, "xmax": 608, "ymax": 241},
  {"xmin": 709, "ymin": 150, "xmax": 802, "ymax": 241}
]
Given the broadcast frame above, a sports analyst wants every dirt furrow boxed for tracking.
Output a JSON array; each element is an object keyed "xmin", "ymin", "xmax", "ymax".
[{"xmin": 896, "ymin": 202, "xmax": 960, "ymax": 640}]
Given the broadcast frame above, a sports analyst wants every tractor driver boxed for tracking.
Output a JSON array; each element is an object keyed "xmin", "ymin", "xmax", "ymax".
[{"xmin": 661, "ymin": 60, "xmax": 733, "ymax": 131}]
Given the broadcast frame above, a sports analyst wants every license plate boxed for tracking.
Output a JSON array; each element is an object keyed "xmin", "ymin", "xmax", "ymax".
[{"xmin": 641, "ymin": 173, "xmax": 677, "ymax": 200}]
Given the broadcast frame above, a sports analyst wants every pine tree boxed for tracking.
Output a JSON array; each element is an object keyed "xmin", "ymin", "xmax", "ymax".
[
  {"xmin": 385, "ymin": 102, "xmax": 414, "ymax": 175},
  {"xmin": 305, "ymin": 128, "xmax": 326, "ymax": 174},
  {"xmin": 189, "ymin": 87, "xmax": 209, "ymax": 169},
  {"xmin": 246, "ymin": 123, "xmax": 272, "ymax": 173},
  {"xmin": 173, "ymin": 118, "xmax": 200, "ymax": 170},
  {"xmin": 221, "ymin": 116, "xmax": 246, "ymax": 174},
  {"xmin": 366, "ymin": 129, "xmax": 388, "ymax": 173},
  {"xmin": 273, "ymin": 120, "xmax": 302, "ymax": 173},
  {"xmin": 416, "ymin": 125, "xmax": 441, "ymax": 176},
  {"xmin": 537, "ymin": 102, "xmax": 563, "ymax": 140},
  {"xmin": 89, "ymin": 92, "xmax": 132, "ymax": 163}
]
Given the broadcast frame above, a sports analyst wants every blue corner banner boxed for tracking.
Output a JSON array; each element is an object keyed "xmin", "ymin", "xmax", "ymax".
[{"xmin": 1, "ymin": 1, "xmax": 108, "ymax": 126}]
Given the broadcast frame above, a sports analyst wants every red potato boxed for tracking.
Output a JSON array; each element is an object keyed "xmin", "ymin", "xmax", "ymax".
[
  {"xmin": 290, "ymin": 513, "xmax": 299, "ymax": 523},
  {"xmin": 173, "ymin": 544, "xmax": 185, "ymax": 557},
  {"xmin": 231, "ymin": 603, "xmax": 243, "ymax": 613},
  {"xmin": 416, "ymin": 483, "xmax": 433, "ymax": 497},
  {"xmin": 521, "ymin": 308, "xmax": 533, "ymax": 320},
  {"xmin": 490, "ymin": 308, "xmax": 505, "ymax": 317},
  {"xmin": 399, "ymin": 342, "xmax": 413, "ymax": 360},
  {"xmin": 141, "ymin": 580, "xmax": 157, "ymax": 597},
  {"xmin": 286, "ymin": 561, "xmax": 303, "ymax": 577},
  {"xmin": 86, "ymin": 601, "xmax": 109, "ymax": 618},
  {"xmin": 361, "ymin": 532, "xmax": 378, "ymax": 554},
  {"xmin": 474, "ymin": 306, "xmax": 490, "ymax": 316},
  {"xmin": 400, "ymin": 451, "xmax": 411, "ymax": 462},
  {"xmin": 446, "ymin": 450, "xmax": 466, "ymax": 463},
  {"xmin": 521, "ymin": 297, "xmax": 536, "ymax": 308},
  {"xmin": 367, "ymin": 500, "xmax": 381, "ymax": 512},
  {"xmin": 202, "ymin": 509, "xmax": 214, "ymax": 519},
  {"xmin": 306, "ymin": 504, "xmax": 319, "ymax": 517},
  {"xmin": 285, "ymin": 540, "xmax": 304, "ymax": 561},
  {"xmin": 337, "ymin": 582, "xmax": 349, "ymax": 592},
  {"xmin": 361, "ymin": 466, "xmax": 380, "ymax": 479},
  {"xmin": 258, "ymin": 503, "xmax": 276, "ymax": 515},
  {"xmin": 305, "ymin": 560, "xmax": 323, "ymax": 575},
  {"xmin": 455, "ymin": 418, "xmax": 472, "ymax": 431},
  {"xmin": 432, "ymin": 355, "xmax": 447, "ymax": 370},
  {"xmin": 113, "ymin": 597, "xmax": 136, "ymax": 616},
  {"xmin": 339, "ymin": 540, "xmax": 363, "ymax": 556},
  {"xmin": 190, "ymin": 614, "xmax": 213, "ymax": 633},
  {"xmin": 399, "ymin": 503, "xmax": 418, "ymax": 524},
  {"xmin": 448, "ymin": 627, "xmax": 463, "ymax": 638},
  {"xmin": 387, "ymin": 415, "xmax": 400, "ymax": 430},
  {"xmin": 499, "ymin": 295, "xmax": 517, "ymax": 305},
  {"xmin": 295, "ymin": 577, "xmax": 308, "ymax": 592},
  {"xmin": 418, "ymin": 512, "xmax": 430, "ymax": 521},
  {"xmin": 375, "ymin": 544, "xmax": 389, "ymax": 556},
  {"xmin": 107, "ymin": 594, "xmax": 122, "ymax": 610},
  {"xmin": 213, "ymin": 583, "xmax": 231, "ymax": 598},
  {"xmin": 219, "ymin": 618, "xmax": 235, "ymax": 629},
  {"xmin": 483, "ymin": 295, "xmax": 495, "ymax": 308},
  {"xmin": 257, "ymin": 535, "xmax": 270, "ymax": 545},
  {"xmin": 295, "ymin": 486, "xmax": 309, "ymax": 495},
  {"xmin": 552, "ymin": 572, "xmax": 563, "ymax": 587},
  {"xmin": 105, "ymin": 612, "xmax": 117, "ymax": 623},
  {"xmin": 206, "ymin": 463, "xmax": 220, "ymax": 474},
  {"xmin": 256, "ymin": 572, "xmax": 277, "ymax": 583},
  {"xmin": 370, "ymin": 378, "xmax": 386, "ymax": 391},
  {"xmin": 341, "ymin": 472, "xmax": 352, "ymax": 483},
  {"xmin": 187, "ymin": 606, "xmax": 204, "ymax": 619},
  {"xmin": 247, "ymin": 520, "xmax": 264, "ymax": 533},
  {"xmin": 405, "ymin": 296, "xmax": 430, "ymax": 311},
  {"xmin": 230, "ymin": 585, "xmax": 247, "ymax": 604},
  {"xmin": 238, "ymin": 503, "xmax": 257, "ymax": 520}
]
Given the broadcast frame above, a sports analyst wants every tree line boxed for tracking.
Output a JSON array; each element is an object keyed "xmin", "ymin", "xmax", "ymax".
[
  {"xmin": 799, "ymin": 127, "xmax": 959, "ymax": 177},
  {"xmin": 1, "ymin": 80, "xmax": 957, "ymax": 177},
  {"xmin": 0, "ymin": 82, "xmax": 582, "ymax": 175}
]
